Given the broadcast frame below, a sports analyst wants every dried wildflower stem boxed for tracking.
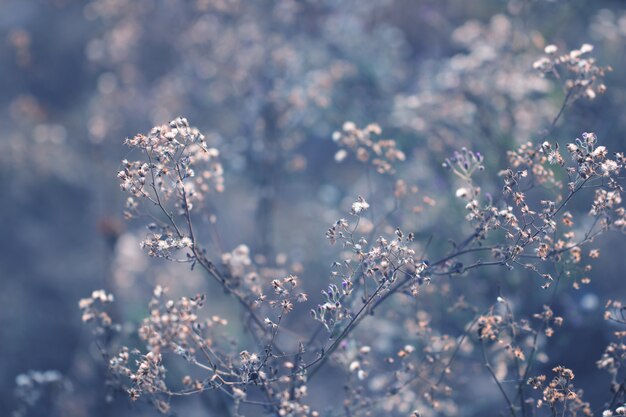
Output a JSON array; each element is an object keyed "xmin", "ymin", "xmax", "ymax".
[
  {"xmin": 191, "ymin": 331, "xmax": 223, "ymax": 372},
  {"xmin": 257, "ymin": 313, "xmax": 283, "ymax": 373},
  {"xmin": 431, "ymin": 245, "xmax": 498, "ymax": 268},
  {"xmin": 481, "ymin": 339, "xmax": 518, "ymax": 417},
  {"xmin": 306, "ymin": 279, "xmax": 387, "ymax": 377},
  {"xmin": 364, "ymin": 249, "xmax": 496, "ymax": 335},
  {"xmin": 609, "ymin": 375, "xmax": 626, "ymax": 408},
  {"xmin": 305, "ymin": 221, "xmax": 367, "ymax": 348},
  {"xmin": 543, "ymin": 89, "xmax": 573, "ymax": 139},
  {"xmin": 435, "ymin": 314, "xmax": 480, "ymax": 386},
  {"xmin": 519, "ymin": 322, "xmax": 546, "ymax": 415},
  {"xmin": 392, "ymin": 314, "xmax": 481, "ymax": 398},
  {"xmin": 517, "ymin": 272, "xmax": 562, "ymax": 409},
  {"xmin": 501, "ymin": 300, "xmax": 530, "ymax": 417},
  {"xmin": 549, "ymin": 178, "xmax": 589, "ymax": 220},
  {"xmin": 147, "ymin": 151, "xmax": 184, "ymax": 237},
  {"xmin": 170, "ymin": 157, "xmax": 268, "ymax": 334},
  {"xmin": 163, "ymin": 385, "xmax": 273, "ymax": 408}
]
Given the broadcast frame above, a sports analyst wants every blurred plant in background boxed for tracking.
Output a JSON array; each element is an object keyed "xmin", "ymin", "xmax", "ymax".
[{"xmin": 2, "ymin": 0, "xmax": 626, "ymax": 416}]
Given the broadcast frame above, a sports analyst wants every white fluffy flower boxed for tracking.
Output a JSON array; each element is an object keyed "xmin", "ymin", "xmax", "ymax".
[{"xmin": 351, "ymin": 196, "xmax": 370, "ymax": 214}]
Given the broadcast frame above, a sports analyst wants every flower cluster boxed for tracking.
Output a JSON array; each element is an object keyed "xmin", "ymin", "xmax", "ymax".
[
  {"xmin": 597, "ymin": 301, "xmax": 626, "ymax": 393},
  {"xmin": 137, "ymin": 287, "xmax": 214, "ymax": 353},
  {"xmin": 533, "ymin": 305, "xmax": 564, "ymax": 338},
  {"xmin": 107, "ymin": 286, "xmax": 242, "ymax": 407},
  {"xmin": 443, "ymin": 133, "xmax": 624, "ymax": 289},
  {"xmin": 118, "ymin": 117, "xmax": 223, "ymax": 220},
  {"xmin": 109, "ymin": 349, "xmax": 168, "ymax": 404},
  {"xmin": 332, "ymin": 122, "xmax": 406, "ymax": 174},
  {"xmin": 533, "ymin": 43, "xmax": 610, "ymax": 101},
  {"xmin": 140, "ymin": 233, "xmax": 193, "ymax": 259},
  {"xmin": 266, "ymin": 274, "xmax": 308, "ymax": 315},
  {"xmin": 528, "ymin": 366, "xmax": 592, "ymax": 416},
  {"xmin": 78, "ymin": 289, "xmax": 116, "ymax": 330}
]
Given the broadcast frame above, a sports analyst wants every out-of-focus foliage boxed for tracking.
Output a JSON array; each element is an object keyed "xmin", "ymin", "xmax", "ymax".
[{"xmin": 1, "ymin": 0, "xmax": 626, "ymax": 416}]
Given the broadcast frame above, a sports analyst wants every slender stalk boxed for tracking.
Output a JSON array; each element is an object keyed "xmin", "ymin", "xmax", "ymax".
[{"xmin": 481, "ymin": 340, "xmax": 518, "ymax": 417}]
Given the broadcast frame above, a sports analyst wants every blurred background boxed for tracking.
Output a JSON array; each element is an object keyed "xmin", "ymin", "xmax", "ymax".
[{"xmin": 1, "ymin": 0, "xmax": 626, "ymax": 416}]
